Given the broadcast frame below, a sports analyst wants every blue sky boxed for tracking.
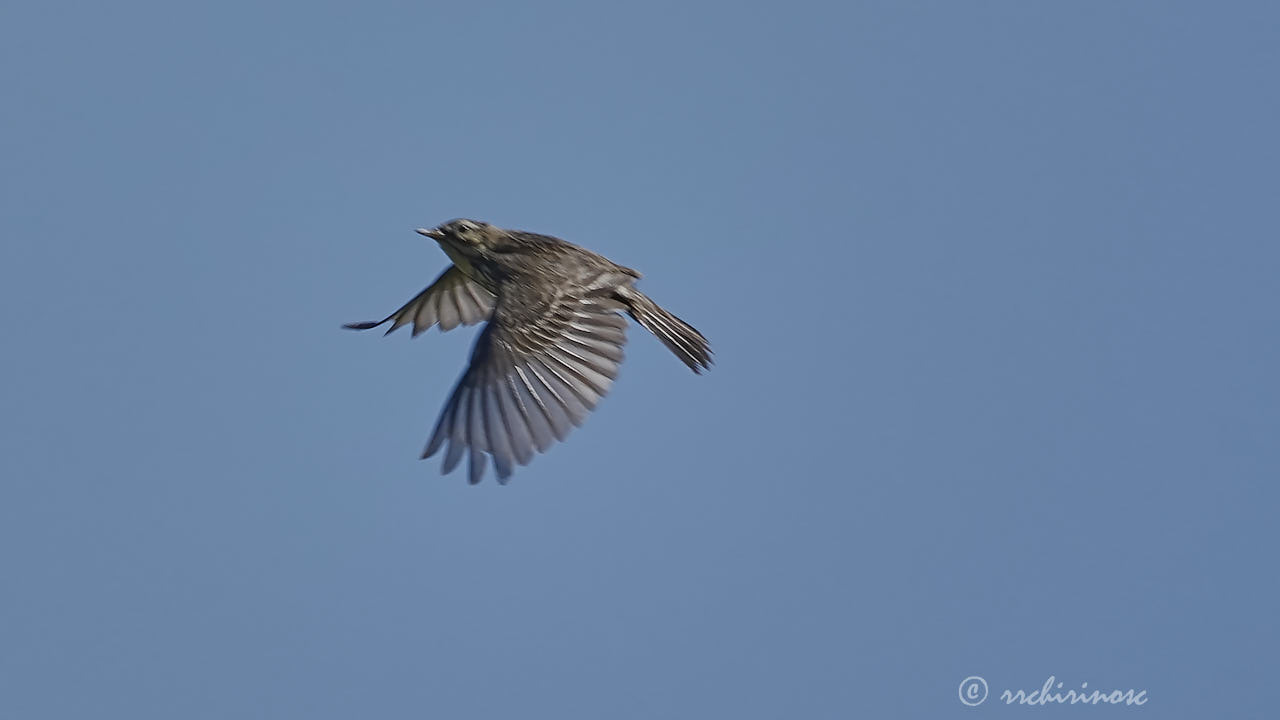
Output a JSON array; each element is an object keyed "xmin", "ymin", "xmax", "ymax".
[{"xmin": 2, "ymin": 1, "xmax": 1277, "ymax": 717}]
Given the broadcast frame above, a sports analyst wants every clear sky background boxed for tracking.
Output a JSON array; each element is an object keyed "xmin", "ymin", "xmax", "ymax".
[{"xmin": 2, "ymin": 2, "xmax": 1277, "ymax": 718}]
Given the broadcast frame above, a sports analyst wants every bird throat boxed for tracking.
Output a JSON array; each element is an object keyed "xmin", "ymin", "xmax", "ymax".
[{"xmin": 439, "ymin": 242, "xmax": 480, "ymax": 283}]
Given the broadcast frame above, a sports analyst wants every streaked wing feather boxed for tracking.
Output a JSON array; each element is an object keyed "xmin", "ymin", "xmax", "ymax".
[
  {"xmin": 343, "ymin": 265, "xmax": 494, "ymax": 336},
  {"xmin": 422, "ymin": 286, "xmax": 628, "ymax": 483}
]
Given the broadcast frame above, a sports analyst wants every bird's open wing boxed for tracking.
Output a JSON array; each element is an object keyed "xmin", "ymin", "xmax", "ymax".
[
  {"xmin": 344, "ymin": 265, "xmax": 494, "ymax": 336},
  {"xmin": 422, "ymin": 285, "xmax": 629, "ymax": 484}
]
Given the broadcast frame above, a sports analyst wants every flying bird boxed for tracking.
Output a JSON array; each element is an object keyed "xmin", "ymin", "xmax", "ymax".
[{"xmin": 346, "ymin": 219, "xmax": 712, "ymax": 484}]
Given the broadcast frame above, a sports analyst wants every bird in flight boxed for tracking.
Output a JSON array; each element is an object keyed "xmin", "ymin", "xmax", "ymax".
[{"xmin": 346, "ymin": 219, "xmax": 712, "ymax": 484}]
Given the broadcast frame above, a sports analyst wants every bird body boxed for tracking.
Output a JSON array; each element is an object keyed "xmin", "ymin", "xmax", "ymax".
[{"xmin": 347, "ymin": 219, "xmax": 711, "ymax": 484}]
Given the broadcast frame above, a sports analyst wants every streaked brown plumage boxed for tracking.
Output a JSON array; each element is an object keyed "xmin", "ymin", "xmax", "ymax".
[{"xmin": 346, "ymin": 219, "xmax": 712, "ymax": 484}]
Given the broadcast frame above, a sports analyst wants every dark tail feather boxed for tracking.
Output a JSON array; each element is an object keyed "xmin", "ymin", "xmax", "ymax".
[{"xmin": 626, "ymin": 292, "xmax": 713, "ymax": 373}]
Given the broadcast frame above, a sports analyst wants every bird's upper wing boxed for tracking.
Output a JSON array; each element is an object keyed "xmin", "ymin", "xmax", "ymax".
[
  {"xmin": 344, "ymin": 265, "xmax": 495, "ymax": 336},
  {"xmin": 422, "ymin": 281, "xmax": 630, "ymax": 484}
]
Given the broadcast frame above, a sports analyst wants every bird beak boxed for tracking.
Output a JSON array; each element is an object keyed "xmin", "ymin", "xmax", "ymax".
[{"xmin": 417, "ymin": 227, "xmax": 445, "ymax": 241}]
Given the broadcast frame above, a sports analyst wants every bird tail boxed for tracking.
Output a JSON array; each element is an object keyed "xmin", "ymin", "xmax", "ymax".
[{"xmin": 624, "ymin": 291, "xmax": 713, "ymax": 373}]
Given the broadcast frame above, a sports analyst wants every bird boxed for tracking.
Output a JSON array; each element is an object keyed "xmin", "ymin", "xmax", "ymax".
[{"xmin": 345, "ymin": 218, "xmax": 712, "ymax": 484}]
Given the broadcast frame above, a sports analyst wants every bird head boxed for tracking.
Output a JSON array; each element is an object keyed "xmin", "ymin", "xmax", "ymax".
[{"xmin": 417, "ymin": 219, "xmax": 502, "ymax": 259}]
